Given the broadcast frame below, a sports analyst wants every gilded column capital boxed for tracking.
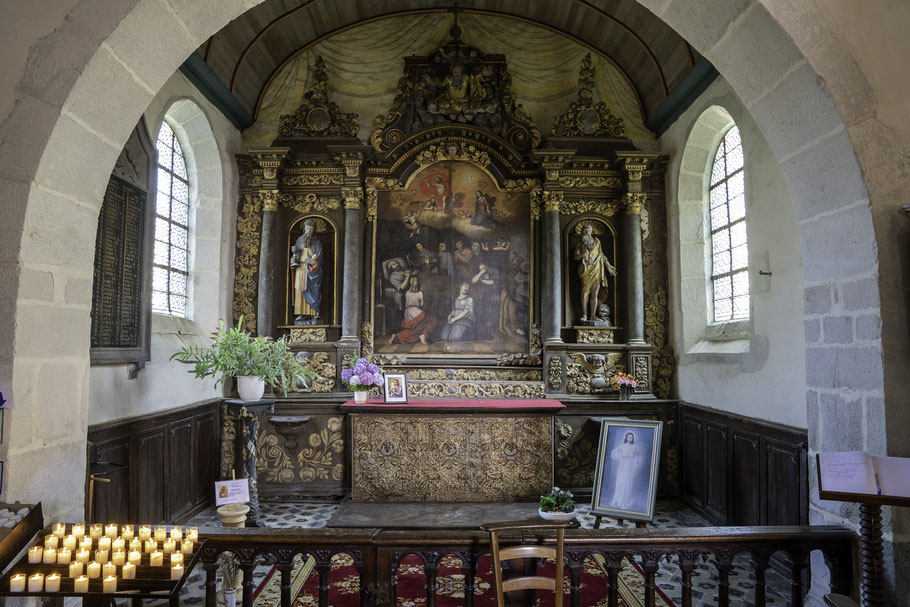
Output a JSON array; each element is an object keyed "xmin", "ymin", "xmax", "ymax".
[
  {"xmin": 257, "ymin": 189, "xmax": 281, "ymax": 212},
  {"xmin": 626, "ymin": 192, "xmax": 647, "ymax": 214},
  {"xmin": 542, "ymin": 190, "xmax": 564, "ymax": 212},
  {"xmin": 342, "ymin": 186, "xmax": 364, "ymax": 209}
]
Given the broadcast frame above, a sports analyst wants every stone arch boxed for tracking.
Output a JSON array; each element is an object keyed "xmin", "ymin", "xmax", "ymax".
[{"xmin": 0, "ymin": 0, "xmax": 885, "ymax": 536}]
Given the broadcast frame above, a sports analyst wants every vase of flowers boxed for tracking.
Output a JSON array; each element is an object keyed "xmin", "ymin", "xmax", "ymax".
[
  {"xmin": 610, "ymin": 372, "xmax": 638, "ymax": 400},
  {"xmin": 341, "ymin": 357, "xmax": 384, "ymax": 404},
  {"xmin": 538, "ymin": 486, "xmax": 577, "ymax": 521}
]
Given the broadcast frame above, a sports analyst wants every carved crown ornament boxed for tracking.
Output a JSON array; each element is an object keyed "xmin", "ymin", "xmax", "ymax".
[
  {"xmin": 278, "ymin": 56, "xmax": 359, "ymax": 138},
  {"xmin": 551, "ymin": 54, "xmax": 625, "ymax": 138}
]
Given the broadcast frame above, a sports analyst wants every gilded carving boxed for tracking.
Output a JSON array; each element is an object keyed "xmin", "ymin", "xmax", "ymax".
[
  {"xmin": 257, "ymin": 430, "xmax": 296, "ymax": 483},
  {"xmin": 220, "ymin": 415, "xmax": 236, "ymax": 479},
  {"xmin": 633, "ymin": 355, "xmax": 651, "ymax": 392},
  {"xmin": 626, "ymin": 192, "xmax": 647, "ymax": 214},
  {"xmin": 289, "ymin": 327, "xmax": 327, "ymax": 343},
  {"xmin": 408, "ymin": 381, "xmax": 545, "ymax": 399},
  {"xmin": 360, "ymin": 322, "xmax": 374, "ymax": 358},
  {"xmin": 395, "ymin": 368, "xmax": 541, "ymax": 381},
  {"xmin": 576, "ymin": 328, "xmax": 615, "ymax": 344},
  {"xmin": 257, "ymin": 190, "xmax": 280, "ymax": 211},
  {"xmin": 364, "ymin": 177, "xmax": 398, "ymax": 223},
  {"xmin": 559, "ymin": 198, "xmax": 622, "ymax": 217},
  {"xmin": 497, "ymin": 323, "xmax": 542, "ymax": 366},
  {"xmin": 530, "ymin": 188, "xmax": 542, "ymax": 221},
  {"xmin": 559, "ymin": 176, "xmax": 623, "ymax": 189},
  {"xmin": 283, "ymin": 174, "xmax": 345, "ymax": 186},
  {"xmin": 415, "ymin": 142, "xmax": 490, "ymax": 168},
  {"xmin": 297, "ymin": 417, "xmax": 344, "ymax": 482},
  {"xmin": 350, "ymin": 414, "xmax": 552, "ymax": 501},
  {"xmin": 342, "ymin": 186, "xmax": 364, "ymax": 209},
  {"xmin": 565, "ymin": 352, "xmax": 623, "ymax": 394},
  {"xmin": 291, "ymin": 352, "xmax": 336, "ymax": 393},
  {"xmin": 372, "ymin": 354, "xmax": 405, "ymax": 366},
  {"xmin": 232, "ymin": 194, "xmax": 262, "ymax": 329},
  {"xmin": 542, "ymin": 190, "xmax": 564, "ymax": 212},
  {"xmin": 645, "ymin": 287, "xmax": 675, "ymax": 399},
  {"xmin": 501, "ymin": 178, "xmax": 540, "ymax": 193},
  {"xmin": 278, "ymin": 56, "xmax": 359, "ymax": 137},
  {"xmin": 548, "ymin": 356, "xmax": 563, "ymax": 389},
  {"xmin": 554, "ymin": 418, "xmax": 599, "ymax": 488},
  {"xmin": 551, "ymin": 54, "xmax": 625, "ymax": 137}
]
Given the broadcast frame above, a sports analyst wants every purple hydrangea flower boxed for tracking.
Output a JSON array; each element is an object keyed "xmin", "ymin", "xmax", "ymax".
[
  {"xmin": 349, "ymin": 375, "xmax": 361, "ymax": 386},
  {"xmin": 355, "ymin": 358, "xmax": 369, "ymax": 366},
  {"xmin": 359, "ymin": 371, "xmax": 374, "ymax": 386},
  {"xmin": 367, "ymin": 363, "xmax": 380, "ymax": 373},
  {"xmin": 353, "ymin": 363, "xmax": 366, "ymax": 375},
  {"xmin": 373, "ymin": 374, "xmax": 384, "ymax": 386},
  {"xmin": 341, "ymin": 369, "xmax": 353, "ymax": 382}
]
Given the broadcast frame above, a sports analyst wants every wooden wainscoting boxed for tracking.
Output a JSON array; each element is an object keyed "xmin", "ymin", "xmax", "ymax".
[
  {"xmin": 679, "ymin": 402, "xmax": 808, "ymax": 526},
  {"xmin": 87, "ymin": 399, "xmax": 221, "ymax": 524}
]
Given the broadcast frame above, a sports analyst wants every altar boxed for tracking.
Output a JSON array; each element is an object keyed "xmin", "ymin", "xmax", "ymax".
[{"xmin": 343, "ymin": 398, "xmax": 564, "ymax": 502}]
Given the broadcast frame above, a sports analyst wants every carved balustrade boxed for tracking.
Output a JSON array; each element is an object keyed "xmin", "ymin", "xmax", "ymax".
[{"xmin": 197, "ymin": 524, "xmax": 854, "ymax": 607}]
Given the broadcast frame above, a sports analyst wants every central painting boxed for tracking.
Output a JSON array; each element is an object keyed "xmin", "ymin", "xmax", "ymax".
[{"xmin": 373, "ymin": 160, "xmax": 532, "ymax": 355}]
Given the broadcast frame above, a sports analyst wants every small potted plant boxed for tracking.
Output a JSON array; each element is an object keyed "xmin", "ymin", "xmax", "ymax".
[
  {"xmin": 539, "ymin": 486, "xmax": 577, "ymax": 521},
  {"xmin": 218, "ymin": 553, "xmax": 240, "ymax": 607},
  {"xmin": 341, "ymin": 357, "xmax": 384, "ymax": 404},
  {"xmin": 610, "ymin": 372, "xmax": 638, "ymax": 400},
  {"xmin": 170, "ymin": 316, "xmax": 315, "ymax": 401}
]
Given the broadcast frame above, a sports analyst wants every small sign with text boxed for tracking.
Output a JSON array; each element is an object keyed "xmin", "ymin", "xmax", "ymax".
[{"xmin": 214, "ymin": 479, "xmax": 250, "ymax": 506}]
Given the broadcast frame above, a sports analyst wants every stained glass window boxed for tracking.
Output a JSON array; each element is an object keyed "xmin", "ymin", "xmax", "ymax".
[
  {"xmin": 709, "ymin": 126, "xmax": 749, "ymax": 322},
  {"xmin": 152, "ymin": 121, "xmax": 189, "ymax": 317}
]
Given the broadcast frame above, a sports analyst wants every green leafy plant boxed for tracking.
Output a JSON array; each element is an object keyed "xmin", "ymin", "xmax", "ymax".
[
  {"xmin": 539, "ymin": 486, "xmax": 576, "ymax": 513},
  {"xmin": 169, "ymin": 316, "xmax": 315, "ymax": 395}
]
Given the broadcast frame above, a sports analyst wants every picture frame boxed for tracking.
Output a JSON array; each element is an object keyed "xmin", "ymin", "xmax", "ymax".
[
  {"xmin": 590, "ymin": 417, "xmax": 663, "ymax": 522},
  {"xmin": 383, "ymin": 373, "xmax": 408, "ymax": 404}
]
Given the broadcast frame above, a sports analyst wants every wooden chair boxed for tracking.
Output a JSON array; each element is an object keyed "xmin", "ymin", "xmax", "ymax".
[
  {"xmin": 481, "ymin": 520, "xmax": 570, "ymax": 607},
  {"xmin": 824, "ymin": 594, "xmax": 859, "ymax": 607}
]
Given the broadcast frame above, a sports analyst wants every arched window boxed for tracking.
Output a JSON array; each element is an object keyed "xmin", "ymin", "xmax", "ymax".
[
  {"xmin": 709, "ymin": 126, "xmax": 748, "ymax": 322},
  {"xmin": 152, "ymin": 121, "xmax": 190, "ymax": 317}
]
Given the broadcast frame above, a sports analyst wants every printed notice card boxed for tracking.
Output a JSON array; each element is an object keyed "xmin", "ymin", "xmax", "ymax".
[
  {"xmin": 214, "ymin": 479, "xmax": 250, "ymax": 506},
  {"xmin": 818, "ymin": 451, "xmax": 910, "ymax": 498}
]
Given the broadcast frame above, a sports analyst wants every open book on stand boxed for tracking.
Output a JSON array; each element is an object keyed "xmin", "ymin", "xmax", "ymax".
[{"xmin": 818, "ymin": 450, "xmax": 910, "ymax": 500}]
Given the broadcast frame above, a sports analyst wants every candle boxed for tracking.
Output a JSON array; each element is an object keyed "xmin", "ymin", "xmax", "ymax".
[
  {"xmin": 102, "ymin": 562, "xmax": 116, "ymax": 578},
  {"xmin": 43, "ymin": 548, "xmax": 57, "ymax": 564},
  {"xmin": 138, "ymin": 526, "xmax": 151, "ymax": 541},
  {"xmin": 98, "ymin": 537, "xmax": 111, "ymax": 551},
  {"xmin": 57, "ymin": 548, "xmax": 72, "ymax": 564},
  {"xmin": 128, "ymin": 550, "xmax": 141, "ymax": 566},
  {"xmin": 181, "ymin": 540, "xmax": 194, "ymax": 555},
  {"xmin": 28, "ymin": 574, "xmax": 44, "ymax": 592},
  {"xmin": 74, "ymin": 575, "xmax": 89, "ymax": 593},
  {"xmin": 80, "ymin": 537, "xmax": 93, "ymax": 551},
  {"xmin": 95, "ymin": 549, "xmax": 109, "ymax": 564},
  {"xmin": 28, "ymin": 546, "xmax": 42, "ymax": 564},
  {"xmin": 72, "ymin": 524, "xmax": 85, "ymax": 539},
  {"xmin": 154, "ymin": 526, "xmax": 167, "ymax": 542},
  {"xmin": 186, "ymin": 527, "xmax": 198, "ymax": 542},
  {"xmin": 103, "ymin": 575, "xmax": 117, "ymax": 593},
  {"xmin": 170, "ymin": 564, "xmax": 184, "ymax": 580},
  {"xmin": 149, "ymin": 551, "xmax": 163, "ymax": 566},
  {"xmin": 75, "ymin": 549, "xmax": 90, "ymax": 564},
  {"xmin": 112, "ymin": 550, "xmax": 125, "ymax": 566},
  {"xmin": 145, "ymin": 540, "xmax": 158, "ymax": 553},
  {"xmin": 121, "ymin": 524, "xmax": 134, "ymax": 541},
  {"xmin": 63, "ymin": 535, "xmax": 77, "ymax": 551},
  {"xmin": 112, "ymin": 538, "xmax": 125, "ymax": 552},
  {"xmin": 170, "ymin": 552, "xmax": 184, "ymax": 566},
  {"xmin": 104, "ymin": 524, "xmax": 118, "ymax": 538},
  {"xmin": 45, "ymin": 573, "xmax": 61, "ymax": 592},
  {"xmin": 162, "ymin": 539, "xmax": 176, "ymax": 553},
  {"xmin": 9, "ymin": 574, "xmax": 26, "ymax": 592},
  {"xmin": 53, "ymin": 522, "xmax": 66, "ymax": 538},
  {"xmin": 69, "ymin": 562, "xmax": 83, "ymax": 578},
  {"xmin": 45, "ymin": 535, "xmax": 59, "ymax": 549},
  {"xmin": 129, "ymin": 538, "xmax": 142, "ymax": 552},
  {"xmin": 170, "ymin": 527, "xmax": 183, "ymax": 541},
  {"xmin": 122, "ymin": 562, "xmax": 136, "ymax": 579},
  {"xmin": 87, "ymin": 561, "xmax": 101, "ymax": 579},
  {"xmin": 90, "ymin": 524, "xmax": 103, "ymax": 539}
]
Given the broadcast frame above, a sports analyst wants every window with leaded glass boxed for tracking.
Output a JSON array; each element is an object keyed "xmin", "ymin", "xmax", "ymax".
[
  {"xmin": 152, "ymin": 121, "xmax": 189, "ymax": 317},
  {"xmin": 709, "ymin": 125, "xmax": 749, "ymax": 322}
]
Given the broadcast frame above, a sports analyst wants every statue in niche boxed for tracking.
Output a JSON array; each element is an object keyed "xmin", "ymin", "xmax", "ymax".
[
  {"xmin": 574, "ymin": 222, "xmax": 616, "ymax": 324},
  {"xmin": 290, "ymin": 219, "xmax": 324, "ymax": 325}
]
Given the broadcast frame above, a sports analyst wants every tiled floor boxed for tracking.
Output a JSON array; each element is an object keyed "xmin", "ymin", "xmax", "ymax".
[{"xmin": 164, "ymin": 500, "xmax": 794, "ymax": 607}]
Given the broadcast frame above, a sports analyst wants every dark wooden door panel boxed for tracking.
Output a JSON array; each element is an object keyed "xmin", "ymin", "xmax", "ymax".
[
  {"xmin": 195, "ymin": 412, "xmax": 217, "ymax": 504},
  {"xmin": 91, "ymin": 438, "xmax": 131, "ymax": 523},
  {"xmin": 682, "ymin": 416, "xmax": 705, "ymax": 504},
  {"xmin": 765, "ymin": 440, "xmax": 802, "ymax": 525},
  {"xmin": 705, "ymin": 423, "xmax": 728, "ymax": 521},
  {"xmin": 136, "ymin": 427, "xmax": 166, "ymax": 523},
  {"xmin": 731, "ymin": 430, "xmax": 760, "ymax": 525},
  {"xmin": 167, "ymin": 418, "xmax": 194, "ymax": 520}
]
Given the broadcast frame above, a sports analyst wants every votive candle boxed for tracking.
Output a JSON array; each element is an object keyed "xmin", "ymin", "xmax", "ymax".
[
  {"xmin": 90, "ymin": 524, "xmax": 103, "ymax": 540},
  {"xmin": 103, "ymin": 575, "xmax": 117, "ymax": 593},
  {"xmin": 149, "ymin": 551, "xmax": 163, "ymax": 566},
  {"xmin": 121, "ymin": 524, "xmax": 134, "ymax": 541},
  {"xmin": 104, "ymin": 524, "xmax": 118, "ymax": 538},
  {"xmin": 43, "ymin": 548, "xmax": 57, "ymax": 564},
  {"xmin": 28, "ymin": 574, "xmax": 43, "ymax": 592},
  {"xmin": 112, "ymin": 550, "xmax": 125, "ymax": 566},
  {"xmin": 87, "ymin": 561, "xmax": 101, "ymax": 579},
  {"xmin": 138, "ymin": 526, "xmax": 151, "ymax": 541},
  {"xmin": 63, "ymin": 535, "xmax": 77, "ymax": 551},
  {"xmin": 112, "ymin": 538, "xmax": 125, "ymax": 552},
  {"xmin": 53, "ymin": 523, "xmax": 66, "ymax": 538},
  {"xmin": 162, "ymin": 539, "xmax": 176, "ymax": 554},
  {"xmin": 95, "ymin": 549, "xmax": 109, "ymax": 564},
  {"xmin": 144, "ymin": 540, "xmax": 157, "ymax": 553},
  {"xmin": 170, "ymin": 564, "xmax": 184, "ymax": 580},
  {"xmin": 154, "ymin": 526, "xmax": 166, "ymax": 542},
  {"xmin": 45, "ymin": 535, "xmax": 59, "ymax": 549},
  {"xmin": 72, "ymin": 524, "xmax": 85, "ymax": 539},
  {"xmin": 170, "ymin": 527, "xmax": 182, "ymax": 541},
  {"xmin": 74, "ymin": 575, "xmax": 89, "ymax": 593},
  {"xmin": 80, "ymin": 537, "xmax": 93, "ymax": 551},
  {"xmin": 98, "ymin": 537, "xmax": 111, "ymax": 551},
  {"xmin": 122, "ymin": 562, "xmax": 136, "ymax": 579},
  {"xmin": 102, "ymin": 562, "xmax": 116, "ymax": 578},
  {"xmin": 181, "ymin": 540, "xmax": 194, "ymax": 555},
  {"xmin": 69, "ymin": 561, "xmax": 83, "ymax": 578},
  {"xmin": 75, "ymin": 549, "xmax": 91, "ymax": 564},
  {"xmin": 9, "ymin": 574, "xmax": 26, "ymax": 592},
  {"xmin": 57, "ymin": 548, "xmax": 72, "ymax": 564},
  {"xmin": 128, "ymin": 550, "xmax": 141, "ymax": 565},
  {"xmin": 129, "ymin": 538, "xmax": 142, "ymax": 552},
  {"xmin": 28, "ymin": 546, "xmax": 42, "ymax": 564},
  {"xmin": 186, "ymin": 527, "xmax": 198, "ymax": 542},
  {"xmin": 45, "ymin": 573, "xmax": 61, "ymax": 593},
  {"xmin": 170, "ymin": 552, "xmax": 184, "ymax": 566}
]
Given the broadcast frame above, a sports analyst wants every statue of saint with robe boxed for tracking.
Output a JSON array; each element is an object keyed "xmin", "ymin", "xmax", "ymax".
[
  {"xmin": 574, "ymin": 223, "xmax": 616, "ymax": 323},
  {"xmin": 290, "ymin": 219, "xmax": 324, "ymax": 324}
]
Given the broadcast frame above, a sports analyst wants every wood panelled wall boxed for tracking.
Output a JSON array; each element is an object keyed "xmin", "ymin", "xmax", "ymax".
[
  {"xmin": 680, "ymin": 402, "xmax": 808, "ymax": 526},
  {"xmin": 87, "ymin": 400, "xmax": 220, "ymax": 524}
]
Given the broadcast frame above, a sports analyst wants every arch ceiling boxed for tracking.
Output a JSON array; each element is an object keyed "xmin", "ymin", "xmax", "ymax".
[{"xmin": 195, "ymin": 0, "xmax": 700, "ymax": 124}]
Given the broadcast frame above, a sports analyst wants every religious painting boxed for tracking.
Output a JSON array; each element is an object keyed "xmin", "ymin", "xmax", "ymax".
[
  {"xmin": 591, "ymin": 418, "xmax": 663, "ymax": 522},
  {"xmin": 373, "ymin": 160, "xmax": 531, "ymax": 355},
  {"xmin": 383, "ymin": 373, "xmax": 408, "ymax": 403},
  {"xmin": 286, "ymin": 216, "xmax": 336, "ymax": 326}
]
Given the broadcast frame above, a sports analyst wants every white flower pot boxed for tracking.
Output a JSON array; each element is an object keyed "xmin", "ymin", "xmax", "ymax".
[
  {"xmin": 236, "ymin": 376, "xmax": 265, "ymax": 401},
  {"xmin": 354, "ymin": 390, "xmax": 368, "ymax": 404},
  {"xmin": 538, "ymin": 508, "xmax": 577, "ymax": 522},
  {"xmin": 223, "ymin": 588, "xmax": 237, "ymax": 607}
]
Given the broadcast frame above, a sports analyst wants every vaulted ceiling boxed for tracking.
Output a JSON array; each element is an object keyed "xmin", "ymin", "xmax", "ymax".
[{"xmin": 193, "ymin": 0, "xmax": 706, "ymax": 129}]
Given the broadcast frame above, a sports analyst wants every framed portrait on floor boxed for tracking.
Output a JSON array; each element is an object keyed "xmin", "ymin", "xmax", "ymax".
[
  {"xmin": 590, "ymin": 418, "xmax": 663, "ymax": 522},
  {"xmin": 383, "ymin": 373, "xmax": 408, "ymax": 404}
]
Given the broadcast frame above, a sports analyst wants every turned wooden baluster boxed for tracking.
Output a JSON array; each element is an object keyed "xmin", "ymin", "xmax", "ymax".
[
  {"xmin": 567, "ymin": 552, "xmax": 584, "ymax": 607},
  {"xmin": 715, "ymin": 549, "xmax": 735, "ymax": 607},
  {"xmin": 602, "ymin": 551, "xmax": 624, "ymax": 607},
  {"xmin": 859, "ymin": 503, "xmax": 885, "ymax": 607},
  {"xmin": 641, "ymin": 551, "xmax": 661, "ymax": 607},
  {"xmin": 789, "ymin": 550, "xmax": 808, "ymax": 607},
  {"xmin": 313, "ymin": 550, "xmax": 333, "ymax": 607},
  {"xmin": 677, "ymin": 549, "xmax": 700, "ymax": 607},
  {"xmin": 423, "ymin": 551, "xmax": 441, "ymax": 607},
  {"xmin": 203, "ymin": 560, "xmax": 218, "ymax": 607},
  {"xmin": 459, "ymin": 552, "xmax": 476, "ymax": 607},
  {"xmin": 751, "ymin": 550, "xmax": 771, "ymax": 607}
]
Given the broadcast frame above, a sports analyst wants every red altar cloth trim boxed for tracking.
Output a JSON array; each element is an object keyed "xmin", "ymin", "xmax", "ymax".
[{"xmin": 341, "ymin": 398, "xmax": 565, "ymax": 411}]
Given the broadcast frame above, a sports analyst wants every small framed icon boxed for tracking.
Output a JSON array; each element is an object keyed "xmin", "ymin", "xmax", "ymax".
[{"xmin": 383, "ymin": 373, "xmax": 408, "ymax": 404}]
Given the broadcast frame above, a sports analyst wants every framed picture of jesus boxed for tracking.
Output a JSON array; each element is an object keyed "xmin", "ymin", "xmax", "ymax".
[{"xmin": 590, "ymin": 418, "xmax": 663, "ymax": 522}]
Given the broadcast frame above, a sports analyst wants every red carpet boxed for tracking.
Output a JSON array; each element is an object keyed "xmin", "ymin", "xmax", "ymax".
[{"xmin": 253, "ymin": 552, "xmax": 675, "ymax": 606}]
